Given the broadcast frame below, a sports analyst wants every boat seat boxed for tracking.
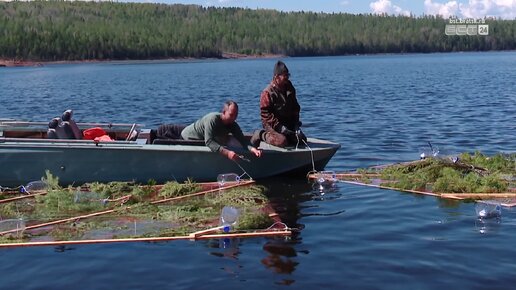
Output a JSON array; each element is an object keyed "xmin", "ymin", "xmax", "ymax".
[
  {"xmin": 126, "ymin": 123, "xmax": 138, "ymax": 141},
  {"xmin": 152, "ymin": 139, "xmax": 206, "ymax": 146},
  {"xmin": 61, "ymin": 109, "xmax": 82, "ymax": 139},
  {"xmin": 46, "ymin": 118, "xmax": 60, "ymax": 139},
  {"xmin": 52, "ymin": 117, "xmax": 73, "ymax": 139}
]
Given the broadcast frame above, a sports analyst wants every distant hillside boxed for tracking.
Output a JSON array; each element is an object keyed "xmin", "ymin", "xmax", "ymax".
[{"xmin": 0, "ymin": 1, "xmax": 514, "ymax": 61}]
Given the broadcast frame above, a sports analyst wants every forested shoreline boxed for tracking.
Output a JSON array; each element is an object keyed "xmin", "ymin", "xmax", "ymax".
[{"xmin": 1, "ymin": 1, "xmax": 515, "ymax": 63}]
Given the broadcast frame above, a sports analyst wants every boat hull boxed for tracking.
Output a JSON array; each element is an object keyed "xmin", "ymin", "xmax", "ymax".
[{"xmin": 0, "ymin": 138, "xmax": 340, "ymax": 186}]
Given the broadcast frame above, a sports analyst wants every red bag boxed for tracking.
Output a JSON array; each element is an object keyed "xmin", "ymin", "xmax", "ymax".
[
  {"xmin": 83, "ymin": 127, "xmax": 108, "ymax": 140},
  {"xmin": 94, "ymin": 135, "xmax": 114, "ymax": 142}
]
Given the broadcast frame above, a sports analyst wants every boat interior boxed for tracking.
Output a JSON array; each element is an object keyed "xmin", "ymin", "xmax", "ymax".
[{"xmin": 0, "ymin": 110, "xmax": 252, "ymax": 146}]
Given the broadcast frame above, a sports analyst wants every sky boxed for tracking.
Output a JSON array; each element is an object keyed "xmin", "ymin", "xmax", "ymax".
[{"xmin": 155, "ymin": 0, "xmax": 516, "ymax": 19}]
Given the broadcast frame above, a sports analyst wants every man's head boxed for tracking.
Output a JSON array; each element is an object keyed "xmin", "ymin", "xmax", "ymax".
[
  {"xmin": 274, "ymin": 61, "xmax": 289, "ymax": 76},
  {"xmin": 273, "ymin": 60, "xmax": 290, "ymax": 86},
  {"xmin": 221, "ymin": 100, "xmax": 238, "ymax": 125}
]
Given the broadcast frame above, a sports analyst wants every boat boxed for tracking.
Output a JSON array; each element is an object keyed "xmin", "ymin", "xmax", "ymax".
[{"xmin": 0, "ymin": 118, "xmax": 340, "ymax": 186}]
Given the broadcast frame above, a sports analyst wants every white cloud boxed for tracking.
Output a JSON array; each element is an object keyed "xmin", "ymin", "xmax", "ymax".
[
  {"xmin": 424, "ymin": 0, "xmax": 460, "ymax": 17},
  {"xmin": 425, "ymin": 0, "xmax": 516, "ymax": 19},
  {"xmin": 370, "ymin": 0, "xmax": 411, "ymax": 16},
  {"xmin": 460, "ymin": 0, "xmax": 516, "ymax": 18},
  {"xmin": 340, "ymin": 0, "xmax": 350, "ymax": 6}
]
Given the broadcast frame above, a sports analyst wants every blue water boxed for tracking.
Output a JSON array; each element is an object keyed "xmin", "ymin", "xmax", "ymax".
[{"xmin": 1, "ymin": 52, "xmax": 516, "ymax": 289}]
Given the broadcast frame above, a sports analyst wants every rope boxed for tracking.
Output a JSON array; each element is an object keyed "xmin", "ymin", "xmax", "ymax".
[
  {"xmin": 301, "ymin": 138, "xmax": 318, "ymax": 179},
  {"xmin": 264, "ymin": 221, "xmax": 289, "ymax": 231},
  {"xmin": 235, "ymin": 160, "xmax": 253, "ymax": 180},
  {"xmin": 295, "ymin": 131, "xmax": 301, "ymax": 150}
]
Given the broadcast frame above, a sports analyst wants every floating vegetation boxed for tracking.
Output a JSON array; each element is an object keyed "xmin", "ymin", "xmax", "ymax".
[
  {"xmin": 209, "ymin": 185, "xmax": 269, "ymax": 208},
  {"xmin": 0, "ymin": 173, "xmax": 282, "ymax": 245},
  {"xmin": 235, "ymin": 211, "xmax": 274, "ymax": 231},
  {"xmin": 353, "ymin": 152, "xmax": 515, "ymax": 194},
  {"xmin": 157, "ymin": 179, "xmax": 201, "ymax": 198},
  {"xmin": 34, "ymin": 187, "xmax": 106, "ymax": 219}
]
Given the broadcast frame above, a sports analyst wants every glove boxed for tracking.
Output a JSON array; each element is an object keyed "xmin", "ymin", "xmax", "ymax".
[{"xmin": 279, "ymin": 125, "xmax": 295, "ymax": 136}]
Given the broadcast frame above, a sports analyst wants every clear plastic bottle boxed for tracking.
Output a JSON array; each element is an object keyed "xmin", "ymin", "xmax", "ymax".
[
  {"xmin": 475, "ymin": 201, "xmax": 502, "ymax": 219},
  {"xmin": 316, "ymin": 170, "xmax": 337, "ymax": 185},
  {"xmin": 220, "ymin": 206, "xmax": 239, "ymax": 232},
  {"xmin": 217, "ymin": 173, "xmax": 240, "ymax": 187},
  {"xmin": 21, "ymin": 180, "xmax": 47, "ymax": 194}
]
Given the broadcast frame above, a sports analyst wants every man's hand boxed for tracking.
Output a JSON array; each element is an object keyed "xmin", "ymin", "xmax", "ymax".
[
  {"xmin": 250, "ymin": 147, "xmax": 262, "ymax": 158},
  {"xmin": 221, "ymin": 148, "xmax": 241, "ymax": 161},
  {"xmin": 226, "ymin": 150, "xmax": 240, "ymax": 161}
]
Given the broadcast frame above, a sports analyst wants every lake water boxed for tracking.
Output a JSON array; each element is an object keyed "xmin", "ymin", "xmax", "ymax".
[{"xmin": 0, "ymin": 52, "xmax": 515, "ymax": 289}]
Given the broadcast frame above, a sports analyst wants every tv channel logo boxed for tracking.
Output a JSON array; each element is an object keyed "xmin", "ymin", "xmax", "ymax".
[{"xmin": 445, "ymin": 24, "xmax": 489, "ymax": 36}]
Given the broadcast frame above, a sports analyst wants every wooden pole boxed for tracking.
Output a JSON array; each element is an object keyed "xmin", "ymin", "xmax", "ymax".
[
  {"xmin": 0, "ymin": 208, "xmax": 119, "ymax": 236},
  {"xmin": 341, "ymin": 180, "xmax": 516, "ymax": 202},
  {"xmin": 150, "ymin": 180, "xmax": 255, "ymax": 205},
  {"xmin": 0, "ymin": 192, "xmax": 46, "ymax": 204},
  {"xmin": 340, "ymin": 180, "xmax": 443, "ymax": 197},
  {"xmin": 0, "ymin": 230, "xmax": 292, "ymax": 248},
  {"xmin": 441, "ymin": 193, "xmax": 516, "ymax": 199},
  {"xmin": 189, "ymin": 225, "xmax": 226, "ymax": 238},
  {"xmin": 308, "ymin": 173, "xmax": 381, "ymax": 180}
]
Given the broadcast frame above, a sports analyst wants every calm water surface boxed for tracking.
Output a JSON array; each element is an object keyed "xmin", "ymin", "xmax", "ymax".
[{"xmin": 0, "ymin": 52, "xmax": 515, "ymax": 289}]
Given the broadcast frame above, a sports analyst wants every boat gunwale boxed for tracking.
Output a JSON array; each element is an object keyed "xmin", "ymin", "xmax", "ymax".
[{"xmin": 0, "ymin": 136, "xmax": 340, "ymax": 152}]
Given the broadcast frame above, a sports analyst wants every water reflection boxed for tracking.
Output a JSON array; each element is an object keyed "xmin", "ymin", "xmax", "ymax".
[
  {"xmin": 311, "ymin": 181, "xmax": 339, "ymax": 196},
  {"xmin": 475, "ymin": 218, "xmax": 502, "ymax": 235},
  {"xmin": 255, "ymin": 177, "xmax": 313, "ymax": 283},
  {"xmin": 259, "ymin": 176, "xmax": 313, "ymax": 229},
  {"xmin": 207, "ymin": 238, "xmax": 241, "ymax": 260},
  {"xmin": 261, "ymin": 241, "xmax": 298, "ymax": 274}
]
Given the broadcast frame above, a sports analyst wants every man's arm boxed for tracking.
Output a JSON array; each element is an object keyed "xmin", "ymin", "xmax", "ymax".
[
  {"xmin": 287, "ymin": 82, "xmax": 301, "ymax": 130},
  {"xmin": 260, "ymin": 90, "xmax": 280, "ymax": 131},
  {"xmin": 204, "ymin": 117, "xmax": 224, "ymax": 153},
  {"xmin": 204, "ymin": 116, "xmax": 246, "ymax": 161},
  {"xmin": 230, "ymin": 123, "xmax": 262, "ymax": 158},
  {"xmin": 230, "ymin": 122, "xmax": 254, "ymax": 151}
]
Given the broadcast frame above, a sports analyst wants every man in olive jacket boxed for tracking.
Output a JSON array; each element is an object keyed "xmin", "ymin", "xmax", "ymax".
[{"xmin": 181, "ymin": 100, "xmax": 262, "ymax": 161}]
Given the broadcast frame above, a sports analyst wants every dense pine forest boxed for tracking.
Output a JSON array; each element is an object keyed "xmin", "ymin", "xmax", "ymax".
[{"xmin": 1, "ymin": 1, "xmax": 515, "ymax": 61}]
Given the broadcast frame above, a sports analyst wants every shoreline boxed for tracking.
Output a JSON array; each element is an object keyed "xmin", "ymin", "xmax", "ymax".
[
  {"xmin": 1, "ymin": 50, "xmax": 513, "ymax": 67},
  {"xmin": 0, "ymin": 53, "xmax": 286, "ymax": 67}
]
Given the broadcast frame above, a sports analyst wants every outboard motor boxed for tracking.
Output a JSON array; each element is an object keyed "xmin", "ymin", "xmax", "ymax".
[
  {"xmin": 61, "ymin": 109, "xmax": 82, "ymax": 139},
  {"xmin": 46, "ymin": 118, "xmax": 60, "ymax": 139}
]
